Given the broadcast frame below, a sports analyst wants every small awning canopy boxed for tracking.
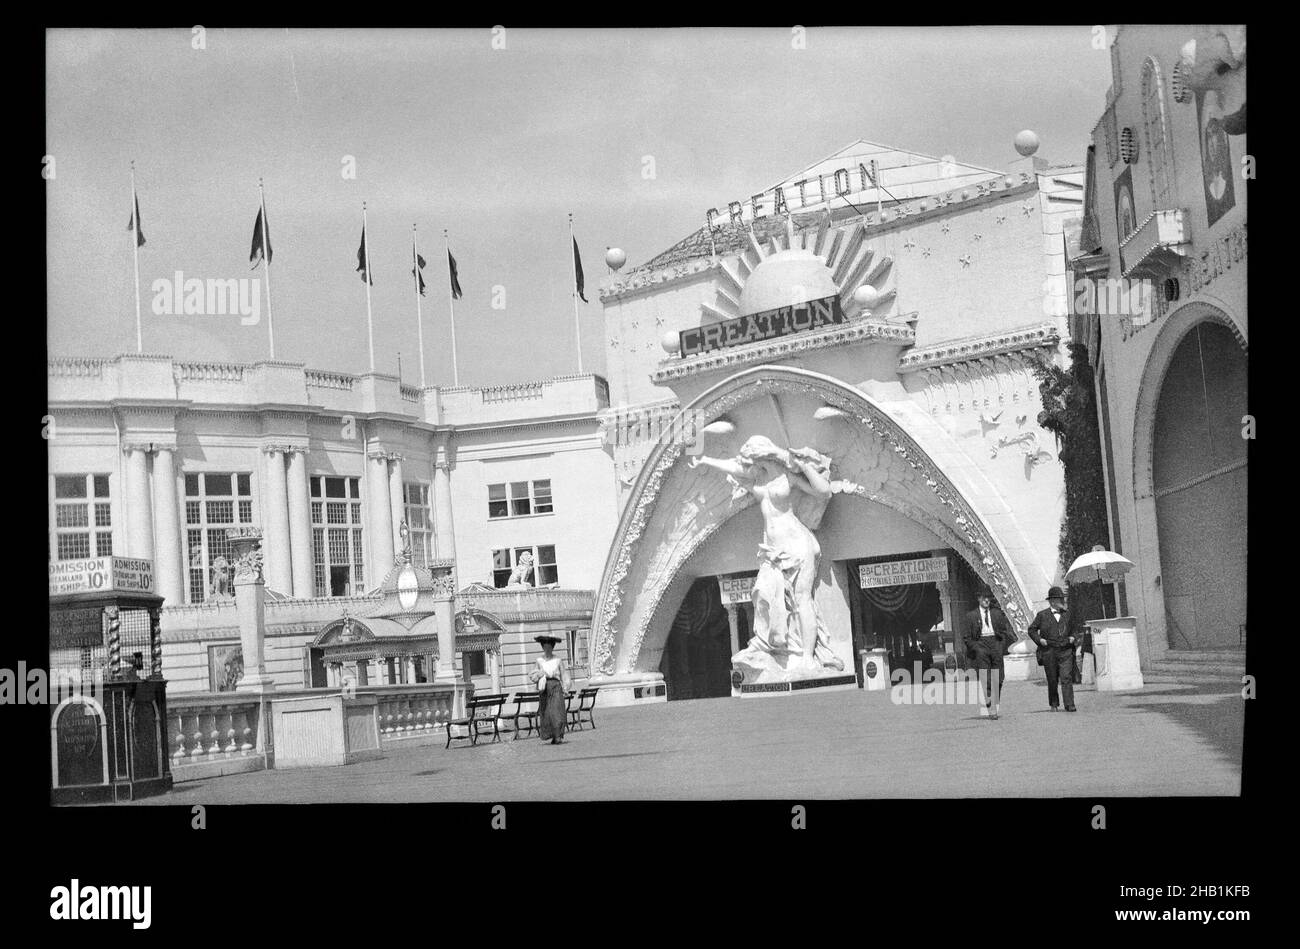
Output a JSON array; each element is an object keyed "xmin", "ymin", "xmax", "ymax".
[
  {"xmin": 313, "ymin": 613, "xmax": 440, "ymax": 664},
  {"xmin": 454, "ymin": 605, "xmax": 504, "ymax": 653}
]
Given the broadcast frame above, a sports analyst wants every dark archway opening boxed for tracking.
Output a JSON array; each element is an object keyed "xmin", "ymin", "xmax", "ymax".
[{"xmin": 659, "ymin": 577, "xmax": 733, "ymax": 700}]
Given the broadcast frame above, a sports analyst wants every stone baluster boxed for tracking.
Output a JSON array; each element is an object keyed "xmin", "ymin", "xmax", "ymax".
[
  {"xmin": 190, "ymin": 710, "xmax": 205, "ymax": 760},
  {"xmin": 172, "ymin": 711, "xmax": 188, "ymax": 763},
  {"xmin": 207, "ymin": 710, "xmax": 222, "ymax": 756},
  {"xmin": 224, "ymin": 709, "xmax": 238, "ymax": 755},
  {"xmin": 236, "ymin": 707, "xmax": 254, "ymax": 753}
]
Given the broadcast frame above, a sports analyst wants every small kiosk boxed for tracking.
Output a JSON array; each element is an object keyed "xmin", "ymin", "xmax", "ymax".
[{"xmin": 48, "ymin": 557, "xmax": 173, "ymax": 803}]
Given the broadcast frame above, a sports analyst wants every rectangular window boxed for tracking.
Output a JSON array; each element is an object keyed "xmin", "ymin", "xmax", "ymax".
[
  {"xmin": 184, "ymin": 472, "xmax": 254, "ymax": 603},
  {"xmin": 465, "ymin": 651, "xmax": 487, "ymax": 677},
  {"xmin": 51, "ymin": 474, "xmax": 113, "ymax": 561},
  {"xmin": 402, "ymin": 483, "xmax": 433, "ymax": 567},
  {"xmin": 486, "ymin": 480, "xmax": 555, "ymax": 519},
  {"xmin": 311, "ymin": 476, "xmax": 365, "ymax": 596},
  {"xmin": 491, "ymin": 545, "xmax": 560, "ymax": 588}
]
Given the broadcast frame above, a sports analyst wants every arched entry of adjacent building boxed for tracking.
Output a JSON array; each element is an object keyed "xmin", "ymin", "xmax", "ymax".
[{"xmin": 1150, "ymin": 319, "xmax": 1248, "ymax": 648}]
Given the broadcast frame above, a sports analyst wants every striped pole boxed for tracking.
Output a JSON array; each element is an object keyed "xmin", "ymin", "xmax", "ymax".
[
  {"xmin": 105, "ymin": 605, "xmax": 121, "ymax": 679},
  {"xmin": 150, "ymin": 608, "xmax": 163, "ymax": 678}
]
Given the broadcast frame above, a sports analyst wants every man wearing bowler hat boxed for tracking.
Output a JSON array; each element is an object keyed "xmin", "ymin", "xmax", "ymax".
[
  {"xmin": 1028, "ymin": 586, "xmax": 1076, "ymax": 711},
  {"xmin": 963, "ymin": 586, "xmax": 1015, "ymax": 719}
]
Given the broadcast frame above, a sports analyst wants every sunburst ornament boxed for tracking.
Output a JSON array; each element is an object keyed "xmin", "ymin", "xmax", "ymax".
[{"xmin": 699, "ymin": 215, "xmax": 897, "ymax": 324}]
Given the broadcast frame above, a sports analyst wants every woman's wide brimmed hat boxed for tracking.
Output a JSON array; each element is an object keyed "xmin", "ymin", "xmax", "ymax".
[{"xmin": 534, "ymin": 635, "xmax": 561, "ymax": 646}]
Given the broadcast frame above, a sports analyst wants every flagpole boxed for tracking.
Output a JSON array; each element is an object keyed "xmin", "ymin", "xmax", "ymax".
[
  {"xmin": 363, "ymin": 202, "xmax": 375, "ymax": 373},
  {"xmin": 130, "ymin": 162, "xmax": 143, "ymax": 354},
  {"xmin": 568, "ymin": 212, "xmax": 583, "ymax": 374},
  {"xmin": 259, "ymin": 178, "xmax": 275, "ymax": 360},
  {"xmin": 413, "ymin": 225, "xmax": 427, "ymax": 389},
  {"xmin": 445, "ymin": 229, "xmax": 460, "ymax": 387}
]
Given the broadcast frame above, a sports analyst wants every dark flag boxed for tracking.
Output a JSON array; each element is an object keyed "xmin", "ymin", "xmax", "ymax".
[
  {"xmin": 357, "ymin": 225, "xmax": 373, "ymax": 285},
  {"xmin": 127, "ymin": 194, "xmax": 146, "ymax": 247},
  {"xmin": 447, "ymin": 249, "xmax": 463, "ymax": 300},
  {"xmin": 572, "ymin": 236, "xmax": 588, "ymax": 302},
  {"xmin": 249, "ymin": 206, "xmax": 272, "ymax": 268},
  {"xmin": 412, "ymin": 244, "xmax": 427, "ymax": 297}
]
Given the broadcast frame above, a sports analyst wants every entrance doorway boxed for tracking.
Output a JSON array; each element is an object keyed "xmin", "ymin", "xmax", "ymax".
[
  {"xmin": 847, "ymin": 551, "xmax": 984, "ymax": 682},
  {"xmin": 660, "ymin": 577, "xmax": 733, "ymax": 700}
]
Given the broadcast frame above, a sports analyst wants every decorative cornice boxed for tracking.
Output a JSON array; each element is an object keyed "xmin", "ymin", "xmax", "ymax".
[
  {"xmin": 122, "ymin": 438, "xmax": 178, "ymax": 454},
  {"xmin": 261, "ymin": 442, "xmax": 309, "ymax": 455},
  {"xmin": 600, "ymin": 256, "xmax": 722, "ymax": 303},
  {"xmin": 652, "ymin": 318, "xmax": 916, "ymax": 384},
  {"xmin": 897, "ymin": 323, "xmax": 1060, "ymax": 373}
]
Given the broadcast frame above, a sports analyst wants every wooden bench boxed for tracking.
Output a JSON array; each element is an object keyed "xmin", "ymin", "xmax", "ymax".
[
  {"xmin": 445, "ymin": 693, "xmax": 508, "ymax": 748},
  {"xmin": 505, "ymin": 691, "xmax": 542, "ymax": 740},
  {"xmin": 567, "ymin": 687, "xmax": 599, "ymax": 730}
]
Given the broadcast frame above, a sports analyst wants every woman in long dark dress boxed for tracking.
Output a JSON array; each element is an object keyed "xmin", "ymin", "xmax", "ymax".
[{"xmin": 531, "ymin": 635, "xmax": 570, "ymax": 744}]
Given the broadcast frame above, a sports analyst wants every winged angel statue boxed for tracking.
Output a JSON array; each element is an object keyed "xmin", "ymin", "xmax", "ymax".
[{"xmin": 689, "ymin": 435, "xmax": 862, "ymax": 683}]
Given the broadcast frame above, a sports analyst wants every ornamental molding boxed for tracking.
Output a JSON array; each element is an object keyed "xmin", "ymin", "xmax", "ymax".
[
  {"xmin": 121, "ymin": 438, "xmax": 179, "ymax": 454},
  {"xmin": 651, "ymin": 317, "xmax": 916, "ymax": 384},
  {"xmin": 599, "ymin": 257, "xmax": 722, "ymax": 303},
  {"xmin": 590, "ymin": 368, "xmax": 1034, "ymax": 676},
  {"xmin": 897, "ymin": 323, "xmax": 1060, "ymax": 372},
  {"xmin": 366, "ymin": 449, "xmax": 405, "ymax": 462},
  {"xmin": 261, "ymin": 442, "xmax": 309, "ymax": 455}
]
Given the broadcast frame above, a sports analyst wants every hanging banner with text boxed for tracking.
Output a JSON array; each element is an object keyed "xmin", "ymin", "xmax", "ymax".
[
  {"xmin": 49, "ymin": 557, "xmax": 156, "ymax": 597},
  {"xmin": 858, "ymin": 556, "xmax": 948, "ymax": 589}
]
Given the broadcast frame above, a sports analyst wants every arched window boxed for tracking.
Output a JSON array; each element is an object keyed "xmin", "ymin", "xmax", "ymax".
[{"xmin": 1141, "ymin": 58, "xmax": 1176, "ymax": 208}]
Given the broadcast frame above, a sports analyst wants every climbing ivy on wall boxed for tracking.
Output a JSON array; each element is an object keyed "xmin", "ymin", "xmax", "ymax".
[{"xmin": 1034, "ymin": 342, "xmax": 1112, "ymax": 626}]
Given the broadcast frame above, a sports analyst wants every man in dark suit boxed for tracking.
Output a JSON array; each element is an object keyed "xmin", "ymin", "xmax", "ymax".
[
  {"xmin": 963, "ymin": 587, "xmax": 1016, "ymax": 719},
  {"xmin": 1027, "ymin": 586, "xmax": 1077, "ymax": 711}
]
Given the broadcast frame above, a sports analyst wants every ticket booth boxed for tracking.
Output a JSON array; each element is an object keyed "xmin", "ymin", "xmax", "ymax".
[{"xmin": 49, "ymin": 557, "xmax": 173, "ymax": 803}]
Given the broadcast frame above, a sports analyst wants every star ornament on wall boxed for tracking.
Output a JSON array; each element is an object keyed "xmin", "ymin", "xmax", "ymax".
[
  {"xmin": 903, "ymin": 238, "xmax": 916, "ymax": 251},
  {"xmin": 940, "ymin": 222, "xmax": 951, "ymax": 234},
  {"xmin": 921, "ymin": 247, "xmax": 931, "ymax": 258},
  {"xmin": 958, "ymin": 254, "xmax": 972, "ymax": 268},
  {"xmin": 973, "ymin": 233, "xmax": 983, "ymax": 242},
  {"xmin": 1022, "ymin": 202, "xmax": 1035, "ymax": 217},
  {"xmin": 995, "ymin": 214, "xmax": 1007, "ymax": 225}
]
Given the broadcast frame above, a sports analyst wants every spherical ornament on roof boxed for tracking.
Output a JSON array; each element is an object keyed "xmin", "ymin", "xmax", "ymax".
[
  {"xmin": 605, "ymin": 247, "xmax": 627, "ymax": 270},
  {"xmin": 852, "ymin": 285, "xmax": 881, "ymax": 311},
  {"xmin": 661, "ymin": 329, "xmax": 680, "ymax": 354},
  {"xmin": 738, "ymin": 248, "xmax": 838, "ymax": 316},
  {"xmin": 1014, "ymin": 130, "xmax": 1040, "ymax": 156}
]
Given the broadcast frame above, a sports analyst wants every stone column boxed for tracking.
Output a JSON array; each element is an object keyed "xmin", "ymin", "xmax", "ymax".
[
  {"xmin": 724, "ymin": 603, "xmax": 741, "ymax": 656},
  {"xmin": 431, "ymin": 437, "xmax": 456, "ymax": 561},
  {"xmin": 229, "ymin": 527, "xmax": 275, "ymax": 692},
  {"xmin": 388, "ymin": 454, "xmax": 406, "ymax": 558},
  {"xmin": 125, "ymin": 446, "xmax": 154, "ymax": 561},
  {"xmin": 367, "ymin": 451, "xmax": 395, "ymax": 582},
  {"xmin": 261, "ymin": 447, "xmax": 293, "ymax": 595},
  {"xmin": 286, "ymin": 448, "xmax": 313, "ymax": 598},
  {"xmin": 151, "ymin": 447, "xmax": 183, "ymax": 606},
  {"xmin": 489, "ymin": 649, "xmax": 501, "ymax": 694}
]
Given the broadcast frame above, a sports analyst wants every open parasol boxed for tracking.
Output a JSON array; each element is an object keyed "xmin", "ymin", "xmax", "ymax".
[{"xmin": 1065, "ymin": 545, "xmax": 1134, "ymax": 619}]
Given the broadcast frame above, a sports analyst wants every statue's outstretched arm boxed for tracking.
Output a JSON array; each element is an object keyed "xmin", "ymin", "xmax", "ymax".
[{"xmin": 688, "ymin": 455, "xmax": 751, "ymax": 480}]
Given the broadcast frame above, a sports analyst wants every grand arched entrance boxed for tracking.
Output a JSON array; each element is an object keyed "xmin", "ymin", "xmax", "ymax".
[
  {"xmin": 590, "ymin": 366, "xmax": 1048, "ymax": 702},
  {"xmin": 1151, "ymin": 320, "xmax": 1248, "ymax": 648}
]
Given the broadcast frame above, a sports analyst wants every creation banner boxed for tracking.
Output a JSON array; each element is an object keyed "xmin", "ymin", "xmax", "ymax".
[
  {"xmin": 680, "ymin": 294, "xmax": 844, "ymax": 357},
  {"xmin": 859, "ymin": 556, "xmax": 948, "ymax": 589}
]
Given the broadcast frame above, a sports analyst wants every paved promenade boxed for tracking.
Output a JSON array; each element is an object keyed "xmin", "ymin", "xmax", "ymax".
[{"xmin": 137, "ymin": 679, "xmax": 1243, "ymax": 803}]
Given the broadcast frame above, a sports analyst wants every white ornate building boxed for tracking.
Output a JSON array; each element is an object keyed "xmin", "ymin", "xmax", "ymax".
[{"xmin": 588, "ymin": 139, "xmax": 1087, "ymax": 703}]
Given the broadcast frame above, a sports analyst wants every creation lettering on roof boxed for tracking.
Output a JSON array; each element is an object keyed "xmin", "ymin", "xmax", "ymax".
[{"xmin": 704, "ymin": 141, "xmax": 1003, "ymax": 229}]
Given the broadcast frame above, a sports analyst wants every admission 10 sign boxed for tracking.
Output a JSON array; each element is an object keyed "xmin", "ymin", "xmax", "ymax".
[{"xmin": 49, "ymin": 557, "xmax": 156, "ymax": 597}]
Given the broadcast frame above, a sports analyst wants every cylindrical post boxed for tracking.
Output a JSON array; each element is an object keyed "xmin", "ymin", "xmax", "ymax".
[
  {"xmin": 105, "ymin": 605, "xmax": 122, "ymax": 679},
  {"xmin": 413, "ymin": 225, "xmax": 427, "ymax": 389}
]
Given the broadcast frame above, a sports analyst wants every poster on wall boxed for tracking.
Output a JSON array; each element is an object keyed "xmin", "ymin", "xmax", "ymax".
[
  {"xmin": 208, "ymin": 643, "xmax": 244, "ymax": 692},
  {"xmin": 1195, "ymin": 89, "xmax": 1236, "ymax": 227}
]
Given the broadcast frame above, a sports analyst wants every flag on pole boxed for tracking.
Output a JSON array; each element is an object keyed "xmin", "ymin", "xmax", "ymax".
[
  {"xmin": 127, "ymin": 194, "xmax": 146, "ymax": 247},
  {"xmin": 572, "ymin": 237, "xmax": 588, "ymax": 302},
  {"xmin": 249, "ymin": 206, "xmax": 272, "ymax": 268},
  {"xmin": 412, "ymin": 243, "xmax": 427, "ymax": 297},
  {"xmin": 447, "ymin": 249, "xmax": 463, "ymax": 300},
  {"xmin": 357, "ymin": 225, "xmax": 373, "ymax": 284}
]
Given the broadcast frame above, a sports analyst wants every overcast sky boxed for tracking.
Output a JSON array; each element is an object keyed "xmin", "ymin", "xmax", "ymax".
[{"xmin": 47, "ymin": 27, "xmax": 1112, "ymax": 386}]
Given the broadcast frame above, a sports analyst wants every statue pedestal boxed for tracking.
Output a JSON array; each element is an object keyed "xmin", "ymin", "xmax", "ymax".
[
  {"xmin": 737, "ymin": 674, "xmax": 858, "ymax": 698},
  {"xmin": 1086, "ymin": 617, "xmax": 1145, "ymax": 692},
  {"xmin": 586, "ymin": 672, "xmax": 666, "ymax": 706}
]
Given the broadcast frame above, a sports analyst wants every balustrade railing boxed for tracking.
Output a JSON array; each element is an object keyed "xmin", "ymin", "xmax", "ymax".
[
  {"xmin": 305, "ymin": 369, "xmax": 356, "ymax": 391},
  {"xmin": 175, "ymin": 362, "xmax": 245, "ymax": 383},
  {"xmin": 168, "ymin": 693, "xmax": 266, "ymax": 770},
  {"xmin": 400, "ymin": 384, "xmax": 422, "ymax": 403},
  {"xmin": 364, "ymin": 684, "xmax": 457, "ymax": 740},
  {"xmin": 48, "ymin": 357, "xmax": 106, "ymax": 378},
  {"xmin": 481, "ymin": 382, "xmax": 545, "ymax": 403}
]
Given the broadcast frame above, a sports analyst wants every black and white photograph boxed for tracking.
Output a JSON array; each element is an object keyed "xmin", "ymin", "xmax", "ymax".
[{"xmin": 23, "ymin": 23, "xmax": 1260, "ymax": 930}]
